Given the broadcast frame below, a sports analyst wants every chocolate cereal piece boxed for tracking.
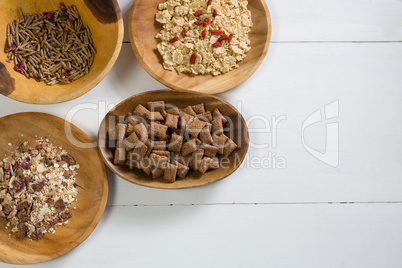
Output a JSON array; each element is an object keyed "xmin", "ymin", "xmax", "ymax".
[
  {"xmin": 181, "ymin": 139, "xmax": 197, "ymax": 156},
  {"xmin": 168, "ymin": 133, "xmax": 184, "ymax": 153},
  {"xmin": 198, "ymin": 157, "xmax": 212, "ymax": 173},
  {"xmin": 116, "ymin": 123, "xmax": 127, "ymax": 141},
  {"xmin": 198, "ymin": 111, "xmax": 213, "ymax": 122},
  {"xmin": 133, "ymin": 123, "xmax": 148, "ymax": 141},
  {"xmin": 213, "ymin": 134, "xmax": 229, "ymax": 155},
  {"xmin": 202, "ymin": 144, "xmax": 219, "ymax": 158},
  {"xmin": 153, "ymin": 141, "xmax": 167, "ymax": 150},
  {"xmin": 147, "ymin": 101, "xmax": 166, "ymax": 113},
  {"xmin": 190, "ymin": 148, "xmax": 204, "ymax": 170},
  {"xmin": 163, "ymin": 163, "xmax": 178, "ymax": 183},
  {"xmin": 144, "ymin": 139, "xmax": 153, "ymax": 157},
  {"xmin": 166, "ymin": 106, "xmax": 180, "ymax": 115},
  {"xmin": 114, "ymin": 147, "xmax": 126, "ymax": 165},
  {"xmin": 174, "ymin": 160, "xmax": 190, "ymax": 179},
  {"xmin": 211, "ymin": 119, "xmax": 224, "ymax": 136},
  {"xmin": 181, "ymin": 113, "xmax": 195, "ymax": 129},
  {"xmin": 199, "ymin": 126, "xmax": 213, "ymax": 144},
  {"xmin": 152, "ymin": 150, "xmax": 171, "ymax": 160},
  {"xmin": 165, "ymin": 113, "xmax": 180, "ymax": 129},
  {"xmin": 152, "ymin": 168, "xmax": 164, "ymax": 179},
  {"xmin": 182, "ymin": 105, "xmax": 197, "ymax": 116},
  {"xmin": 186, "ymin": 118, "xmax": 207, "ymax": 138},
  {"xmin": 134, "ymin": 104, "xmax": 151, "ymax": 119},
  {"xmin": 192, "ymin": 103, "xmax": 205, "ymax": 114},
  {"xmin": 127, "ymin": 141, "xmax": 148, "ymax": 161},
  {"xmin": 213, "ymin": 108, "xmax": 228, "ymax": 124},
  {"xmin": 140, "ymin": 158, "xmax": 153, "ymax": 175},
  {"xmin": 147, "ymin": 112, "xmax": 164, "ymax": 121},
  {"xmin": 150, "ymin": 122, "xmax": 168, "ymax": 140},
  {"xmin": 124, "ymin": 132, "xmax": 140, "ymax": 151},
  {"xmin": 210, "ymin": 157, "xmax": 220, "ymax": 169},
  {"xmin": 174, "ymin": 154, "xmax": 191, "ymax": 167},
  {"xmin": 222, "ymin": 138, "xmax": 238, "ymax": 158}
]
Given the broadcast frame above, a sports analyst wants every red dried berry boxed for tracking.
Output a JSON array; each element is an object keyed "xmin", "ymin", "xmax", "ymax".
[
  {"xmin": 35, "ymin": 144, "xmax": 42, "ymax": 150},
  {"xmin": 194, "ymin": 10, "xmax": 202, "ymax": 17},
  {"xmin": 14, "ymin": 62, "xmax": 24, "ymax": 74},
  {"xmin": 6, "ymin": 44, "xmax": 16, "ymax": 52},
  {"xmin": 211, "ymin": 29, "xmax": 224, "ymax": 35},
  {"xmin": 169, "ymin": 36, "xmax": 178, "ymax": 43},
  {"xmin": 43, "ymin": 11, "xmax": 55, "ymax": 21},
  {"xmin": 212, "ymin": 42, "xmax": 222, "ymax": 48},
  {"xmin": 208, "ymin": 0, "xmax": 213, "ymax": 6},
  {"xmin": 60, "ymin": 2, "xmax": 67, "ymax": 13},
  {"xmin": 52, "ymin": 218, "xmax": 59, "ymax": 225},
  {"xmin": 213, "ymin": 9, "xmax": 218, "ymax": 17},
  {"xmin": 193, "ymin": 21, "xmax": 202, "ymax": 26},
  {"xmin": 190, "ymin": 53, "xmax": 197, "ymax": 64},
  {"xmin": 203, "ymin": 17, "xmax": 210, "ymax": 27},
  {"xmin": 201, "ymin": 29, "xmax": 206, "ymax": 38},
  {"xmin": 182, "ymin": 28, "xmax": 187, "ymax": 37},
  {"xmin": 5, "ymin": 59, "xmax": 11, "ymax": 63},
  {"xmin": 4, "ymin": 164, "xmax": 10, "ymax": 170},
  {"xmin": 228, "ymin": 34, "xmax": 233, "ymax": 43},
  {"xmin": 217, "ymin": 35, "xmax": 230, "ymax": 43},
  {"xmin": 161, "ymin": 8, "xmax": 167, "ymax": 11}
]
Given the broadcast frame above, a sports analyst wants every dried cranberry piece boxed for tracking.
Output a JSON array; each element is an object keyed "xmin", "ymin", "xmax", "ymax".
[
  {"xmin": 14, "ymin": 62, "xmax": 24, "ymax": 74},
  {"xmin": 60, "ymin": 2, "xmax": 67, "ymax": 13},
  {"xmin": 6, "ymin": 44, "xmax": 16, "ymax": 52}
]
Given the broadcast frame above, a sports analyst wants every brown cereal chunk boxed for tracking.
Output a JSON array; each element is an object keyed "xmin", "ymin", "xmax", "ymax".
[
  {"xmin": 133, "ymin": 123, "xmax": 148, "ymax": 141},
  {"xmin": 182, "ymin": 105, "xmax": 197, "ymax": 116},
  {"xmin": 127, "ymin": 141, "xmax": 148, "ymax": 161},
  {"xmin": 186, "ymin": 118, "xmax": 207, "ymax": 138},
  {"xmin": 139, "ymin": 158, "xmax": 153, "ymax": 175},
  {"xmin": 198, "ymin": 157, "xmax": 213, "ymax": 174},
  {"xmin": 181, "ymin": 113, "xmax": 195, "ymax": 129},
  {"xmin": 213, "ymin": 134, "xmax": 229, "ymax": 155},
  {"xmin": 213, "ymin": 108, "xmax": 228, "ymax": 124},
  {"xmin": 153, "ymin": 141, "xmax": 167, "ymax": 151},
  {"xmin": 163, "ymin": 163, "xmax": 178, "ymax": 183},
  {"xmin": 124, "ymin": 132, "xmax": 140, "ymax": 151},
  {"xmin": 134, "ymin": 104, "xmax": 150, "ymax": 119},
  {"xmin": 199, "ymin": 126, "xmax": 213, "ymax": 144},
  {"xmin": 174, "ymin": 160, "xmax": 190, "ymax": 179},
  {"xmin": 190, "ymin": 148, "xmax": 204, "ymax": 170},
  {"xmin": 168, "ymin": 133, "xmax": 184, "ymax": 153},
  {"xmin": 181, "ymin": 139, "xmax": 197, "ymax": 156},
  {"xmin": 202, "ymin": 144, "xmax": 219, "ymax": 158},
  {"xmin": 165, "ymin": 113, "xmax": 180, "ymax": 129},
  {"xmin": 150, "ymin": 122, "xmax": 168, "ymax": 140},
  {"xmin": 198, "ymin": 111, "xmax": 212, "ymax": 122},
  {"xmin": 147, "ymin": 112, "xmax": 164, "ymax": 121},
  {"xmin": 192, "ymin": 103, "xmax": 205, "ymax": 114},
  {"xmin": 152, "ymin": 168, "xmax": 164, "ymax": 179},
  {"xmin": 211, "ymin": 119, "xmax": 224, "ymax": 136},
  {"xmin": 114, "ymin": 147, "xmax": 126, "ymax": 165},
  {"xmin": 151, "ymin": 150, "xmax": 171, "ymax": 160},
  {"xmin": 174, "ymin": 154, "xmax": 191, "ymax": 167},
  {"xmin": 166, "ymin": 106, "xmax": 180, "ymax": 115},
  {"xmin": 147, "ymin": 101, "xmax": 166, "ymax": 113},
  {"xmin": 223, "ymin": 138, "xmax": 238, "ymax": 158}
]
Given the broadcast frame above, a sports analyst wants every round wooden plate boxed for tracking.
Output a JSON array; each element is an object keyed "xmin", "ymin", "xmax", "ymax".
[
  {"xmin": 0, "ymin": 0, "xmax": 123, "ymax": 104},
  {"xmin": 0, "ymin": 112, "xmax": 108, "ymax": 264},
  {"xmin": 128, "ymin": 0, "xmax": 271, "ymax": 94},
  {"xmin": 98, "ymin": 89, "xmax": 249, "ymax": 189}
]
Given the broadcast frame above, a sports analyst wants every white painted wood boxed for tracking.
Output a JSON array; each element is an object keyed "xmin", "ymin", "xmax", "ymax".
[
  {"xmin": 1, "ymin": 204, "xmax": 402, "ymax": 267},
  {"xmin": 120, "ymin": 0, "xmax": 402, "ymax": 42},
  {"xmin": 1, "ymin": 43, "xmax": 401, "ymax": 205}
]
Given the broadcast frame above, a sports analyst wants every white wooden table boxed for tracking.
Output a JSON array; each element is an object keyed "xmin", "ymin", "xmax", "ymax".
[{"xmin": 1, "ymin": 0, "xmax": 402, "ymax": 267}]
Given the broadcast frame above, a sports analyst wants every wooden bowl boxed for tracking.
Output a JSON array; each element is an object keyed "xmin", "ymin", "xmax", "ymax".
[
  {"xmin": 128, "ymin": 0, "xmax": 271, "ymax": 94},
  {"xmin": 98, "ymin": 89, "xmax": 249, "ymax": 189},
  {"xmin": 0, "ymin": 112, "xmax": 108, "ymax": 264},
  {"xmin": 0, "ymin": 0, "xmax": 123, "ymax": 104}
]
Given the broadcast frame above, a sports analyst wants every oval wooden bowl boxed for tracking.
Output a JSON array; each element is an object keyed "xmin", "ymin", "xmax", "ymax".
[
  {"xmin": 128, "ymin": 0, "xmax": 271, "ymax": 94},
  {"xmin": 0, "ymin": 0, "xmax": 123, "ymax": 104},
  {"xmin": 0, "ymin": 112, "xmax": 108, "ymax": 264},
  {"xmin": 98, "ymin": 90, "xmax": 249, "ymax": 189}
]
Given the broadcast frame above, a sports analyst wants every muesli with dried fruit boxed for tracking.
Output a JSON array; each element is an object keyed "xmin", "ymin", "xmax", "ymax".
[
  {"xmin": 155, "ymin": 0, "xmax": 252, "ymax": 76},
  {"xmin": 0, "ymin": 138, "xmax": 79, "ymax": 240}
]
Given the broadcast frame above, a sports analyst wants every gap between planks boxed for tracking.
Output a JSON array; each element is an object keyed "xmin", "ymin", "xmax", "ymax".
[{"xmin": 106, "ymin": 201, "xmax": 402, "ymax": 207}]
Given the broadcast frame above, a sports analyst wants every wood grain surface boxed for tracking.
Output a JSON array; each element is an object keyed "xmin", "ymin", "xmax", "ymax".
[
  {"xmin": 98, "ymin": 90, "xmax": 249, "ymax": 189},
  {"xmin": 0, "ymin": 0, "xmax": 123, "ymax": 104},
  {"xmin": 128, "ymin": 0, "xmax": 271, "ymax": 94},
  {"xmin": 0, "ymin": 113, "xmax": 108, "ymax": 264}
]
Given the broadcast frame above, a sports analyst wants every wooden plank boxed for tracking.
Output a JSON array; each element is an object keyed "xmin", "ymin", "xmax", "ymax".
[
  {"xmin": 1, "ymin": 204, "xmax": 400, "ymax": 267},
  {"xmin": 119, "ymin": 0, "xmax": 402, "ymax": 42}
]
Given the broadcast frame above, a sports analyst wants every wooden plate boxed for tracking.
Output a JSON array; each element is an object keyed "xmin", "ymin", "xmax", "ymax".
[
  {"xmin": 98, "ymin": 89, "xmax": 249, "ymax": 189},
  {"xmin": 0, "ymin": 0, "xmax": 123, "ymax": 104},
  {"xmin": 128, "ymin": 0, "xmax": 271, "ymax": 94},
  {"xmin": 0, "ymin": 112, "xmax": 108, "ymax": 264}
]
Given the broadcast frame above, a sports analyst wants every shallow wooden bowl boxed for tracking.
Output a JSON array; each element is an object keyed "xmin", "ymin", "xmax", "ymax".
[
  {"xmin": 0, "ymin": 0, "xmax": 123, "ymax": 104},
  {"xmin": 128, "ymin": 0, "xmax": 271, "ymax": 94},
  {"xmin": 0, "ymin": 112, "xmax": 108, "ymax": 264},
  {"xmin": 98, "ymin": 89, "xmax": 249, "ymax": 189}
]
